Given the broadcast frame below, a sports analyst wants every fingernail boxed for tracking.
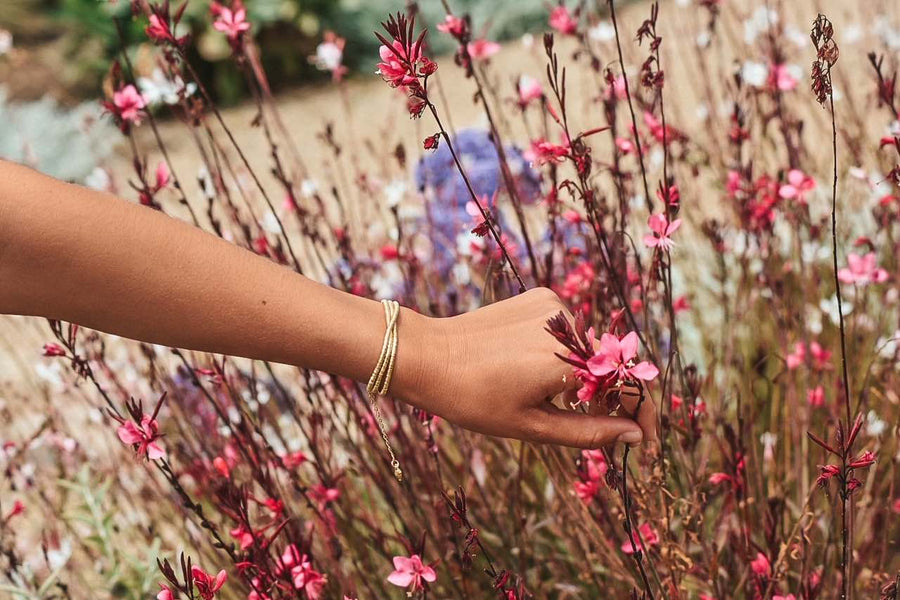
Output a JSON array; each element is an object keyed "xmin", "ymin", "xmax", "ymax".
[{"xmin": 617, "ymin": 430, "xmax": 643, "ymax": 445}]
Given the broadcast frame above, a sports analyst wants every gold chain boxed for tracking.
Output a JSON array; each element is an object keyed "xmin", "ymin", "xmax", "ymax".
[{"xmin": 366, "ymin": 299, "xmax": 403, "ymax": 482}]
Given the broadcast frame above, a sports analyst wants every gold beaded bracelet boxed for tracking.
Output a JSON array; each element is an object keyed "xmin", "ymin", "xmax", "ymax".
[{"xmin": 366, "ymin": 299, "xmax": 403, "ymax": 482}]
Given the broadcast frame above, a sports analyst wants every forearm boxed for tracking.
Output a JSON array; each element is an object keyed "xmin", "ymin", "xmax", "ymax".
[{"xmin": 0, "ymin": 160, "xmax": 428, "ymax": 395}]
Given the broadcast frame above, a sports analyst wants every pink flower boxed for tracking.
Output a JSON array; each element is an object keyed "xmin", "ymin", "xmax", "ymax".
[
  {"xmin": 574, "ymin": 479, "xmax": 600, "ymax": 502},
  {"xmin": 191, "ymin": 565, "xmax": 227, "ymax": 600},
  {"xmin": 549, "ymin": 6, "xmax": 578, "ymax": 35},
  {"xmin": 816, "ymin": 464, "xmax": 840, "ymax": 486},
  {"xmin": 146, "ymin": 14, "xmax": 173, "ymax": 43},
  {"xmin": 621, "ymin": 523, "xmax": 659, "ymax": 554},
  {"xmin": 838, "ymin": 252, "xmax": 888, "ymax": 286},
  {"xmin": 42, "ymin": 342, "xmax": 66, "ymax": 357},
  {"xmin": 615, "ymin": 137, "xmax": 635, "ymax": 154},
  {"xmin": 467, "ymin": 39, "xmax": 500, "ymax": 61},
  {"xmin": 387, "ymin": 554, "xmax": 437, "ymax": 592},
  {"xmin": 436, "ymin": 15, "xmax": 466, "ymax": 38},
  {"xmin": 310, "ymin": 484, "xmax": 340, "ymax": 510},
  {"xmin": 643, "ymin": 213, "xmax": 682, "ymax": 252},
  {"xmin": 849, "ymin": 450, "xmax": 876, "ymax": 469},
  {"xmin": 769, "ymin": 64, "xmax": 798, "ymax": 91},
  {"xmin": 785, "ymin": 342, "xmax": 805, "ymax": 369},
  {"xmin": 893, "ymin": 498, "xmax": 900, "ymax": 513},
  {"xmin": 750, "ymin": 552, "xmax": 771, "ymax": 578},
  {"xmin": 3, "ymin": 500, "xmax": 25, "ymax": 521},
  {"xmin": 117, "ymin": 415, "xmax": 166, "ymax": 460},
  {"xmin": 157, "ymin": 584, "xmax": 175, "ymax": 600},
  {"xmin": 517, "ymin": 75, "xmax": 543, "ymax": 107},
  {"xmin": 708, "ymin": 472, "xmax": 731, "ymax": 485},
  {"xmin": 587, "ymin": 332, "xmax": 659, "ymax": 382},
  {"xmin": 528, "ymin": 139, "xmax": 569, "ymax": 165},
  {"xmin": 377, "ymin": 40, "xmax": 421, "ymax": 89},
  {"xmin": 291, "ymin": 556, "xmax": 327, "ymax": 599},
  {"xmin": 807, "ymin": 386, "xmax": 825, "ymax": 408},
  {"xmin": 778, "ymin": 169, "xmax": 815, "ymax": 204},
  {"xmin": 212, "ymin": 4, "xmax": 251, "ymax": 41},
  {"xmin": 112, "ymin": 85, "xmax": 146, "ymax": 125},
  {"xmin": 773, "ymin": 595, "xmax": 797, "ymax": 600},
  {"xmin": 809, "ymin": 342, "xmax": 832, "ymax": 371},
  {"xmin": 155, "ymin": 161, "xmax": 170, "ymax": 190}
]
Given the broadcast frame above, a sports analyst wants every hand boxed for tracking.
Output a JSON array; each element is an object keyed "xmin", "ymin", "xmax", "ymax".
[{"xmin": 394, "ymin": 288, "xmax": 658, "ymax": 448}]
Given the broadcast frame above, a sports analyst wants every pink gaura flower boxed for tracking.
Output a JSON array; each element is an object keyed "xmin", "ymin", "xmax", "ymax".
[
  {"xmin": 549, "ymin": 6, "xmax": 578, "ymax": 35},
  {"xmin": 587, "ymin": 332, "xmax": 659, "ymax": 383},
  {"xmin": 291, "ymin": 556, "xmax": 327, "ymax": 599},
  {"xmin": 112, "ymin": 85, "xmax": 146, "ymax": 125},
  {"xmin": 621, "ymin": 523, "xmax": 659, "ymax": 554},
  {"xmin": 816, "ymin": 464, "xmax": 840, "ymax": 486},
  {"xmin": 212, "ymin": 3, "xmax": 251, "ymax": 41},
  {"xmin": 146, "ymin": 14, "xmax": 173, "ymax": 43},
  {"xmin": 377, "ymin": 39, "xmax": 421, "ymax": 89},
  {"xmin": 615, "ymin": 137, "xmax": 635, "ymax": 154},
  {"xmin": 117, "ymin": 414, "xmax": 165, "ymax": 460},
  {"xmin": 517, "ymin": 75, "xmax": 543, "ymax": 107},
  {"xmin": 778, "ymin": 169, "xmax": 815, "ymax": 203},
  {"xmin": 768, "ymin": 63, "xmax": 799, "ymax": 91},
  {"xmin": 809, "ymin": 342, "xmax": 832, "ymax": 371},
  {"xmin": 807, "ymin": 385, "xmax": 825, "ymax": 408},
  {"xmin": 773, "ymin": 595, "xmax": 797, "ymax": 600},
  {"xmin": 42, "ymin": 342, "xmax": 66, "ymax": 357},
  {"xmin": 575, "ymin": 449, "xmax": 608, "ymax": 501},
  {"xmin": 785, "ymin": 342, "xmax": 805, "ymax": 369},
  {"xmin": 467, "ymin": 39, "xmax": 500, "ymax": 61},
  {"xmin": 574, "ymin": 479, "xmax": 600, "ymax": 502},
  {"xmin": 528, "ymin": 138, "xmax": 569, "ymax": 165},
  {"xmin": 387, "ymin": 554, "xmax": 437, "ymax": 592},
  {"xmin": 3, "ymin": 500, "xmax": 25, "ymax": 521},
  {"xmin": 750, "ymin": 552, "xmax": 771, "ymax": 578},
  {"xmin": 191, "ymin": 565, "xmax": 227, "ymax": 600},
  {"xmin": 892, "ymin": 498, "xmax": 900, "ymax": 513},
  {"xmin": 643, "ymin": 213, "xmax": 682, "ymax": 252},
  {"xmin": 310, "ymin": 484, "xmax": 340, "ymax": 510},
  {"xmin": 838, "ymin": 252, "xmax": 888, "ymax": 286},
  {"xmin": 708, "ymin": 472, "xmax": 731, "ymax": 485},
  {"xmin": 849, "ymin": 450, "xmax": 876, "ymax": 469},
  {"xmin": 436, "ymin": 15, "xmax": 466, "ymax": 38},
  {"xmin": 157, "ymin": 584, "xmax": 175, "ymax": 600}
]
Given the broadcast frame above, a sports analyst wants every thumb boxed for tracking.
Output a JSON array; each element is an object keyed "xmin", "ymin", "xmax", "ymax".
[{"xmin": 529, "ymin": 405, "xmax": 644, "ymax": 449}]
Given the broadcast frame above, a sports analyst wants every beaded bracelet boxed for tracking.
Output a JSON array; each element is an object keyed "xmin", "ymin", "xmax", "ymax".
[{"xmin": 366, "ymin": 299, "xmax": 403, "ymax": 482}]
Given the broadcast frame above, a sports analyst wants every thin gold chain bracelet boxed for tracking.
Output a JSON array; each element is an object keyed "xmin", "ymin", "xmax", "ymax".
[{"xmin": 366, "ymin": 299, "xmax": 403, "ymax": 482}]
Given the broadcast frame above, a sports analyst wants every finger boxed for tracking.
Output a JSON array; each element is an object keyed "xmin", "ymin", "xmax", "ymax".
[
  {"xmin": 618, "ymin": 383, "xmax": 659, "ymax": 443},
  {"xmin": 526, "ymin": 405, "xmax": 643, "ymax": 449}
]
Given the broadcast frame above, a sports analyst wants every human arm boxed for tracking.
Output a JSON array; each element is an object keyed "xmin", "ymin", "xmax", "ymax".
[{"xmin": 0, "ymin": 159, "xmax": 655, "ymax": 448}]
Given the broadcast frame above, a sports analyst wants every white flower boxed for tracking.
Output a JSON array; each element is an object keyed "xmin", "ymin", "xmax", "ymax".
[
  {"xmin": 383, "ymin": 180, "xmax": 407, "ymax": 208},
  {"xmin": 84, "ymin": 167, "xmax": 112, "ymax": 191},
  {"xmin": 784, "ymin": 25, "xmax": 808, "ymax": 48},
  {"xmin": 876, "ymin": 330, "xmax": 900, "ymax": 359},
  {"xmin": 521, "ymin": 33, "xmax": 534, "ymax": 48},
  {"xmin": 588, "ymin": 21, "xmax": 615, "ymax": 42},
  {"xmin": 0, "ymin": 29, "xmax": 12, "ymax": 55},
  {"xmin": 741, "ymin": 61, "xmax": 769, "ymax": 88},
  {"xmin": 844, "ymin": 23, "xmax": 863, "ymax": 44},
  {"xmin": 137, "ymin": 68, "xmax": 196, "ymax": 107},
  {"xmin": 696, "ymin": 31, "xmax": 711, "ymax": 48},
  {"xmin": 819, "ymin": 294, "xmax": 853, "ymax": 326},
  {"xmin": 866, "ymin": 410, "xmax": 887, "ymax": 437},
  {"xmin": 300, "ymin": 179, "xmax": 318, "ymax": 198},
  {"xmin": 262, "ymin": 210, "xmax": 281, "ymax": 234},
  {"xmin": 743, "ymin": 7, "xmax": 778, "ymax": 44},
  {"xmin": 312, "ymin": 42, "xmax": 343, "ymax": 72}
]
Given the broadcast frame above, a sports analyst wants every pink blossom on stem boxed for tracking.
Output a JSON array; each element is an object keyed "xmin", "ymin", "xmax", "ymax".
[
  {"xmin": 111, "ymin": 84, "xmax": 146, "ymax": 126},
  {"xmin": 436, "ymin": 15, "xmax": 466, "ymax": 38},
  {"xmin": 837, "ymin": 252, "xmax": 888, "ymax": 286},
  {"xmin": 212, "ymin": 3, "xmax": 251, "ymax": 41},
  {"xmin": 387, "ymin": 554, "xmax": 437, "ymax": 592},
  {"xmin": 587, "ymin": 332, "xmax": 659, "ymax": 383},
  {"xmin": 807, "ymin": 385, "xmax": 825, "ymax": 408},
  {"xmin": 621, "ymin": 523, "xmax": 659, "ymax": 554},
  {"xmin": 643, "ymin": 213, "xmax": 682, "ymax": 252},
  {"xmin": 157, "ymin": 584, "xmax": 175, "ymax": 600},
  {"xmin": 778, "ymin": 169, "xmax": 815, "ymax": 203},
  {"xmin": 785, "ymin": 342, "xmax": 805, "ymax": 369},
  {"xmin": 768, "ymin": 63, "xmax": 799, "ymax": 91},
  {"xmin": 750, "ymin": 552, "xmax": 771, "ymax": 578},
  {"xmin": 191, "ymin": 565, "xmax": 227, "ymax": 600},
  {"xmin": 549, "ymin": 6, "xmax": 578, "ymax": 35},
  {"xmin": 117, "ymin": 414, "xmax": 166, "ymax": 460},
  {"xmin": 467, "ymin": 39, "xmax": 500, "ymax": 61},
  {"xmin": 527, "ymin": 139, "xmax": 569, "ymax": 165},
  {"xmin": 517, "ymin": 75, "xmax": 543, "ymax": 107},
  {"xmin": 146, "ymin": 14, "xmax": 173, "ymax": 43},
  {"xmin": 376, "ymin": 40, "xmax": 421, "ymax": 89}
]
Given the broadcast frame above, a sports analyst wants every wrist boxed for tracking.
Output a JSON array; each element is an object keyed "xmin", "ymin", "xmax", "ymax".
[{"xmin": 390, "ymin": 307, "xmax": 444, "ymax": 409}]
